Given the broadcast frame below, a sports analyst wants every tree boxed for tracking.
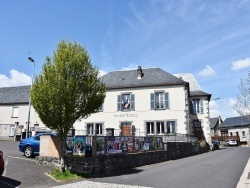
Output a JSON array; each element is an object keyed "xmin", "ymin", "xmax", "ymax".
[
  {"xmin": 31, "ymin": 40, "xmax": 106, "ymax": 171},
  {"xmin": 234, "ymin": 71, "xmax": 250, "ymax": 118}
]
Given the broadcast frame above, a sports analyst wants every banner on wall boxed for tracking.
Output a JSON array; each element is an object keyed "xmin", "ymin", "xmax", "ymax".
[
  {"xmin": 96, "ymin": 137, "xmax": 105, "ymax": 155},
  {"xmin": 107, "ymin": 137, "xmax": 122, "ymax": 154},
  {"xmin": 73, "ymin": 136, "xmax": 86, "ymax": 156},
  {"xmin": 66, "ymin": 137, "xmax": 73, "ymax": 155}
]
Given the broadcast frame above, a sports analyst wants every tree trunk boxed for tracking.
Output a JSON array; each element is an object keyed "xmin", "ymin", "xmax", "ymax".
[{"xmin": 60, "ymin": 134, "xmax": 67, "ymax": 172}]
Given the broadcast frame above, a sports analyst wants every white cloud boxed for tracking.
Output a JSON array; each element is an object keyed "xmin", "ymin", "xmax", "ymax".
[
  {"xmin": 199, "ymin": 65, "xmax": 216, "ymax": 77},
  {"xmin": 209, "ymin": 100, "xmax": 221, "ymax": 117},
  {"xmin": 0, "ymin": 69, "xmax": 31, "ymax": 88},
  {"xmin": 121, "ymin": 64, "xmax": 138, "ymax": 70},
  {"xmin": 228, "ymin": 98, "xmax": 236, "ymax": 106},
  {"xmin": 231, "ymin": 57, "xmax": 250, "ymax": 70},
  {"xmin": 99, "ymin": 70, "xmax": 107, "ymax": 77}
]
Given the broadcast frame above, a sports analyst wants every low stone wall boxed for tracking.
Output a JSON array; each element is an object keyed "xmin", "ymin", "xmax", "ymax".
[{"xmin": 36, "ymin": 142, "xmax": 208, "ymax": 176}]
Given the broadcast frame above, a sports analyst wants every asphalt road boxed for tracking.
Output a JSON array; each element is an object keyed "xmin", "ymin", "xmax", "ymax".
[
  {"xmin": 90, "ymin": 146, "xmax": 250, "ymax": 188},
  {"xmin": 0, "ymin": 141, "xmax": 249, "ymax": 188},
  {"xmin": 0, "ymin": 141, "xmax": 66, "ymax": 188}
]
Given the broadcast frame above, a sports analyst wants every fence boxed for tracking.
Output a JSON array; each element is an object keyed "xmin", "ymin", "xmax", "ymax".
[
  {"xmin": 66, "ymin": 135, "xmax": 165, "ymax": 157},
  {"xmin": 74, "ymin": 129, "xmax": 197, "ymax": 143}
]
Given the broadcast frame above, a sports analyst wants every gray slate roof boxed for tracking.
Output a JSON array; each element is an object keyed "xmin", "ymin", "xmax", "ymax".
[
  {"xmin": 209, "ymin": 117, "xmax": 218, "ymax": 128},
  {"xmin": 219, "ymin": 116, "xmax": 250, "ymax": 128},
  {"xmin": 100, "ymin": 68, "xmax": 186, "ymax": 89},
  {"xmin": 174, "ymin": 73, "xmax": 211, "ymax": 99},
  {"xmin": 0, "ymin": 85, "xmax": 30, "ymax": 104}
]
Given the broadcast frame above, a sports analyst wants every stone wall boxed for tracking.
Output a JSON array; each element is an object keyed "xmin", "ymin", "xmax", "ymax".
[{"xmin": 36, "ymin": 142, "xmax": 208, "ymax": 176}]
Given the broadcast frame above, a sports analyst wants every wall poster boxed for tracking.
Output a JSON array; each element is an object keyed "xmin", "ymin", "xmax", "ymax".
[
  {"xmin": 96, "ymin": 137, "xmax": 105, "ymax": 155},
  {"xmin": 73, "ymin": 136, "xmax": 86, "ymax": 156}
]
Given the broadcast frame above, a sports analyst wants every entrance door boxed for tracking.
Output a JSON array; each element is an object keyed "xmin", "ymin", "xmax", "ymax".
[{"xmin": 121, "ymin": 122, "xmax": 132, "ymax": 136}]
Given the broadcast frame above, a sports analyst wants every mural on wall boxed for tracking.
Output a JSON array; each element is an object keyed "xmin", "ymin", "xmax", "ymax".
[
  {"xmin": 73, "ymin": 136, "xmax": 86, "ymax": 156},
  {"xmin": 96, "ymin": 137, "xmax": 105, "ymax": 155}
]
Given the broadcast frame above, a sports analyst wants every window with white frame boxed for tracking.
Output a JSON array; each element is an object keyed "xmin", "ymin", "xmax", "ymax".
[
  {"xmin": 189, "ymin": 99, "xmax": 204, "ymax": 114},
  {"xmin": 95, "ymin": 123, "xmax": 103, "ymax": 135},
  {"xmin": 87, "ymin": 123, "xmax": 94, "ymax": 135},
  {"xmin": 150, "ymin": 92, "xmax": 169, "ymax": 110},
  {"xmin": 156, "ymin": 121, "xmax": 164, "ymax": 134},
  {"xmin": 242, "ymin": 131, "xmax": 245, "ymax": 137},
  {"xmin": 166, "ymin": 121, "xmax": 176, "ymax": 134},
  {"xmin": 12, "ymin": 107, "xmax": 19, "ymax": 118},
  {"xmin": 146, "ymin": 122, "xmax": 154, "ymax": 134},
  {"xmin": 117, "ymin": 94, "xmax": 135, "ymax": 111}
]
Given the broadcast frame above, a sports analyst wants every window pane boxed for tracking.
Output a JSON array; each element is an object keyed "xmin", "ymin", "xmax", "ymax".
[
  {"xmin": 156, "ymin": 122, "xmax": 164, "ymax": 134},
  {"xmin": 12, "ymin": 107, "xmax": 19, "ymax": 117},
  {"xmin": 167, "ymin": 121, "xmax": 175, "ymax": 133},
  {"xmin": 87, "ymin": 124, "xmax": 93, "ymax": 134}
]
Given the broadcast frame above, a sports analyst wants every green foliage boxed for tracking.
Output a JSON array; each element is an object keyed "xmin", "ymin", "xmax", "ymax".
[
  {"xmin": 198, "ymin": 140, "xmax": 207, "ymax": 147},
  {"xmin": 31, "ymin": 40, "xmax": 106, "ymax": 140},
  {"xmin": 49, "ymin": 168, "xmax": 87, "ymax": 181}
]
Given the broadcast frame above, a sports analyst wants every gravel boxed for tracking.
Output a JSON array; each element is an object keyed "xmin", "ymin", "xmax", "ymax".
[{"xmin": 52, "ymin": 180, "xmax": 153, "ymax": 188}]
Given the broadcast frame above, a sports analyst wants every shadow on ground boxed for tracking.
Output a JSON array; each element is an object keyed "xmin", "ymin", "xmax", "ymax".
[{"xmin": 0, "ymin": 176, "xmax": 21, "ymax": 188}]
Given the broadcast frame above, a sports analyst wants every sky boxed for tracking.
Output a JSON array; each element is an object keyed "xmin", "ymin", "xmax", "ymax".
[{"xmin": 0, "ymin": 0, "xmax": 250, "ymax": 120}]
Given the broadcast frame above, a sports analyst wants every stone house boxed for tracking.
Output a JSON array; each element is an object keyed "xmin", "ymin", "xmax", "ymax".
[
  {"xmin": 218, "ymin": 116, "xmax": 250, "ymax": 146},
  {"xmin": 0, "ymin": 86, "xmax": 46, "ymax": 141},
  {"xmin": 209, "ymin": 116, "xmax": 223, "ymax": 137},
  {"xmin": 74, "ymin": 66, "xmax": 212, "ymax": 143}
]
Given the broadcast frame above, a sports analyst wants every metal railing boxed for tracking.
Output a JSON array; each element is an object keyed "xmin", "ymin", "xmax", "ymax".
[{"xmin": 74, "ymin": 129, "xmax": 196, "ymax": 143}]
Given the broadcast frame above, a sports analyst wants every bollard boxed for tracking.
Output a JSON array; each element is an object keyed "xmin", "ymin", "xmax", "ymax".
[{"xmin": 0, "ymin": 150, "xmax": 4, "ymax": 176}]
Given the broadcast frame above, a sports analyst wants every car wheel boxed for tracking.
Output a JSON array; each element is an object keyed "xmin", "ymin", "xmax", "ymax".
[{"xmin": 24, "ymin": 146, "xmax": 33, "ymax": 158}]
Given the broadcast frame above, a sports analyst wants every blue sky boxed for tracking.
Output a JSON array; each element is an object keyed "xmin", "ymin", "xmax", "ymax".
[{"xmin": 0, "ymin": 0, "xmax": 250, "ymax": 120}]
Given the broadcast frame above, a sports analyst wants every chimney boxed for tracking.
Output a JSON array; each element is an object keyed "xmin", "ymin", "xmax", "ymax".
[{"xmin": 137, "ymin": 66, "xmax": 142, "ymax": 79}]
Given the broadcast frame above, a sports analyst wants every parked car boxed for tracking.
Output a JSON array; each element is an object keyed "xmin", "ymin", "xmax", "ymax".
[
  {"xmin": 19, "ymin": 132, "xmax": 57, "ymax": 158},
  {"xmin": 0, "ymin": 150, "xmax": 4, "ymax": 176},
  {"xmin": 224, "ymin": 139, "xmax": 237, "ymax": 147},
  {"xmin": 211, "ymin": 140, "xmax": 220, "ymax": 150}
]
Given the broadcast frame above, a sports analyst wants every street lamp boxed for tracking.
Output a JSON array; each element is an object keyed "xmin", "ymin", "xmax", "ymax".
[{"xmin": 26, "ymin": 57, "xmax": 35, "ymax": 138}]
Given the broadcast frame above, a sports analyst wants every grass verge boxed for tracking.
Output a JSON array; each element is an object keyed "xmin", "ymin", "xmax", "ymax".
[{"xmin": 48, "ymin": 168, "xmax": 89, "ymax": 182}]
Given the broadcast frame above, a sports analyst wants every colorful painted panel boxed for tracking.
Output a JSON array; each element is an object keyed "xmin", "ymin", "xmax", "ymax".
[{"xmin": 73, "ymin": 136, "xmax": 86, "ymax": 156}]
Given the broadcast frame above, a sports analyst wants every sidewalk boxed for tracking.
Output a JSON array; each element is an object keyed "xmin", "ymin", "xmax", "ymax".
[{"xmin": 237, "ymin": 157, "xmax": 250, "ymax": 188}]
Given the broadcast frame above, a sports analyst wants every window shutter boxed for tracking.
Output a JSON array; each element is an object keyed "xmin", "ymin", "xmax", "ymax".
[
  {"xmin": 117, "ymin": 95, "xmax": 121, "ymax": 111},
  {"xmin": 189, "ymin": 101, "xmax": 194, "ymax": 114},
  {"xmin": 150, "ymin": 93, "xmax": 155, "ymax": 109},
  {"xmin": 130, "ymin": 94, "xmax": 135, "ymax": 110},
  {"xmin": 200, "ymin": 100, "xmax": 204, "ymax": 114},
  {"xmin": 164, "ymin": 93, "xmax": 169, "ymax": 109}
]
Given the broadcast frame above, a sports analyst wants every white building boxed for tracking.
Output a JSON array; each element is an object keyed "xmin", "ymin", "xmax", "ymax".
[
  {"xmin": 0, "ymin": 66, "xmax": 212, "ymax": 143},
  {"xmin": 74, "ymin": 66, "xmax": 212, "ymax": 143}
]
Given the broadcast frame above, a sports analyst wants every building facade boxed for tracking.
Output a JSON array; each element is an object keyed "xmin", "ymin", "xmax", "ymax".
[
  {"xmin": 0, "ymin": 67, "xmax": 212, "ymax": 143},
  {"xmin": 218, "ymin": 116, "xmax": 250, "ymax": 146}
]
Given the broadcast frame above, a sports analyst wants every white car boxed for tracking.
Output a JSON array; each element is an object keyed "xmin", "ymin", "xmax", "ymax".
[{"xmin": 224, "ymin": 139, "xmax": 237, "ymax": 147}]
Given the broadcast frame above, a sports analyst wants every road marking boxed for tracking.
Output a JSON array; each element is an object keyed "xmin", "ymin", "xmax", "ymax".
[{"xmin": 8, "ymin": 156, "xmax": 35, "ymax": 162}]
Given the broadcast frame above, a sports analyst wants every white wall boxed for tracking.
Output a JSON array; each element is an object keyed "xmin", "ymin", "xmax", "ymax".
[
  {"xmin": 189, "ymin": 97, "xmax": 211, "ymax": 143},
  {"xmin": 74, "ymin": 85, "xmax": 188, "ymax": 136},
  {"xmin": 228, "ymin": 127, "xmax": 249, "ymax": 142},
  {"xmin": 0, "ymin": 104, "xmax": 45, "ymax": 132}
]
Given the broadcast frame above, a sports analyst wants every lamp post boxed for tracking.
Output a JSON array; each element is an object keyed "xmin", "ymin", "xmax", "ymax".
[{"xmin": 26, "ymin": 57, "xmax": 35, "ymax": 138}]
